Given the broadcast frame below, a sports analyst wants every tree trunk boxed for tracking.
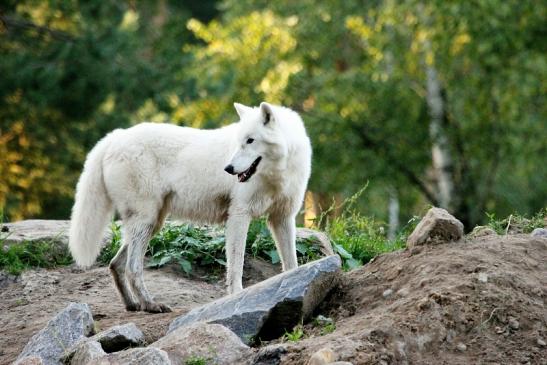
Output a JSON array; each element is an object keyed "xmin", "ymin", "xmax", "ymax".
[
  {"xmin": 426, "ymin": 65, "xmax": 454, "ymax": 210},
  {"xmin": 388, "ymin": 187, "xmax": 399, "ymax": 241}
]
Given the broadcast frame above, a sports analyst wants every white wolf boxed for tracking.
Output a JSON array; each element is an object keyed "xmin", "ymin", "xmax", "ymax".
[{"xmin": 69, "ymin": 102, "xmax": 312, "ymax": 313}]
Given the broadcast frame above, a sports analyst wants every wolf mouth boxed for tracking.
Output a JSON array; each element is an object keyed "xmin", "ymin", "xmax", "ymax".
[{"xmin": 238, "ymin": 156, "xmax": 262, "ymax": 182}]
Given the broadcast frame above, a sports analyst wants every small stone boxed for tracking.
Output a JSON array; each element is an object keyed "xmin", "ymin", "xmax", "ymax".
[
  {"xmin": 396, "ymin": 287, "xmax": 409, "ymax": 297},
  {"xmin": 87, "ymin": 347, "xmax": 170, "ymax": 365},
  {"xmin": 308, "ymin": 347, "xmax": 335, "ymax": 365},
  {"xmin": 508, "ymin": 317, "xmax": 520, "ymax": 330},
  {"xmin": 382, "ymin": 289, "xmax": 393, "ymax": 298},
  {"xmin": 315, "ymin": 315, "xmax": 333, "ymax": 326},
  {"xmin": 537, "ymin": 338, "xmax": 546, "ymax": 347},
  {"xmin": 495, "ymin": 326, "xmax": 505, "ymax": 334},
  {"xmin": 531, "ymin": 228, "xmax": 547, "ymax": 238},
  {"xmin": 406, "ymin": 207, "xmax": 464, "ymax": 248},
  {"xmin": 456, "ymin": 343, "xmax": 467, "ymax": 352},
  {"xmin": 478, "ymin": 273, "xmax": 488, "ymax": 283},
  {"xmin": 469, "ymin": 226, "xmax": 497, "ymax": 238}
]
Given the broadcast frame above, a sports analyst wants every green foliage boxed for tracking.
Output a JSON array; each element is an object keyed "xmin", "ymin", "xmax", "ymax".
[
  {"xmin": 0, "ymin": 239, "xmax": 72, "ymax": 275},
  {"xmin": 282, "ymin": 323, "xmax": 305, "ymax": 342},
  {"xmin": 97, "ymin": 222, "xmax": 122, "ymax": 265},
  {"xmin": 486, "ymin": 209, "xmax": 546, "ymax": 235},
  {"xmin": 146, "ymin": 223, "xmax": 227, "ymax": 274},
  {"xmin": 184, "ymin": 356, "xmax": 209, "ymax": 365}
]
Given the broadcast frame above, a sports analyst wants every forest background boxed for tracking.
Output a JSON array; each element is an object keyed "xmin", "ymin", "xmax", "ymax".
[{"xmin": 1, "ymin": 0, "xmax": 545, "ymax": 233}]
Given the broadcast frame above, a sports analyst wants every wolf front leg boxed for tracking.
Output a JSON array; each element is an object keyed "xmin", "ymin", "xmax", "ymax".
[
  {"xmin": 225, "ymin": 213, "xmax": 251, "ymax": 294},
  {"xmin": 268, "ymin": 214, "xmax": 298, "ymax": 271}
]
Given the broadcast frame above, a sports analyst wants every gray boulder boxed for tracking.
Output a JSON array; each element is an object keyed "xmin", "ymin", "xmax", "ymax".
[
  {"xmin": 16, "ymin": 303, "xmax": 94, "ymax": 365},
  {"xmin": 87, "ymin": 348, "xmax": 171, "ymax": 365},
  {"xmin": 91, "ymin": 323, "xmax": 145, "ymax": 352},
  {"xmin": 151, "ymin": 322, "xmax": 250, "ymax": 365},
  {"xmin": 168, "ymin": 255, "xmax": 341, "ymax": 344},
  {"xmin": 407, "ymin": 207, "xmax": 464, "ymax": 247}
]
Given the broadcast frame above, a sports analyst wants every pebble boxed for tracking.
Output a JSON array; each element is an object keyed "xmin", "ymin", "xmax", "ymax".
[
  {"xmin": 478, "ymin": 272, "xmax": 488, "ymax": 283},
  {"xmin": 537, "ymin": 338, "xmax": 546, "ymax": 347},
  {"xmin": 383, "ymin": 289, "xmax": 393, "ymax": 298},
  {"xmin": 531, "ymin": 228, "xmax": 547, "ymax": 238},
  {"xmin": 456, "ymin": 343, "xmax": 467, "ymax": 352},
  {"xmin": 315, "ymin": 315, "xmax": 333, "ymax": 326},
  {"xmin": 508, "ymin": 317, "xmax": 520, "ymax": 330}
]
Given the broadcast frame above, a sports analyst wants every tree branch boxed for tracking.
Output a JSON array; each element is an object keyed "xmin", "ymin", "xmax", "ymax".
[{"xmin": 0, "ymin": 14, "xmax": 74, "ymax": 42}]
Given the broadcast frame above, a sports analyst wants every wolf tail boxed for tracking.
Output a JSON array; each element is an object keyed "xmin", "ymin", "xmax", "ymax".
[{"xmin": 69, "ymin": 133, "xmax": 115, "ymax": 268}]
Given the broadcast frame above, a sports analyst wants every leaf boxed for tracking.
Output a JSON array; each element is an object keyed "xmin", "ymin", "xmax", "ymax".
[
  {"xmin": 146, "ymin": 255, "xmax": 172, "ymax": 268},
  {"xmin": 345, "ymin": 258, "xmax": 362, "ymax": 270},
  {"xmin": 268, "ymin": 249, "xmax": 280, "ymax": 264},
  {"xmin": 333, "ymin": 243, "xmax": 353, "ymax": 259},
  {"xmin": 179, "ymin": 258, "xmax": 193, "ymax": 274},
  {"xmin": 215, "ymin": 258, "xmax": 227, "ymax": 266},
  {"xmin": 296, "ymin": 243, "xmax": 308, "ymax": 254}
]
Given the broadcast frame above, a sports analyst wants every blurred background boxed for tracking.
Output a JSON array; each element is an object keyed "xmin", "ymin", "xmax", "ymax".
[{"xmin": 1, "ymin": 0, "xmax": 545, "ymax": 231}]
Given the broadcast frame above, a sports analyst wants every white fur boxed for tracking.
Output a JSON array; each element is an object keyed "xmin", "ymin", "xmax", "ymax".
[{"xmin": 69, "ymin": 102, "xmax": 312, "ymax": 312}]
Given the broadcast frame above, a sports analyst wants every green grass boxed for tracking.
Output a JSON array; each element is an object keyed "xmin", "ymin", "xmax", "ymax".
[
  {"xmin": 0, "ymin": 239, "xmax": 73, "ymax": 275},
  {"xmin": 282, "ymin": 323, "xmax": 305, "ymax": 342},
  {"xmin": 184, "ymin": 356, "xmax": 209, "ymax": 365},
  {"xmin": 486, "ymin": 208, "xmax": 546, "ymax": 234}
]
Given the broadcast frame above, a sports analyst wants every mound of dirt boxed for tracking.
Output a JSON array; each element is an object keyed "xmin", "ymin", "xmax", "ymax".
[{"xmin": 281, "ymin": 234, "xmax": 547, "ymax": 364}]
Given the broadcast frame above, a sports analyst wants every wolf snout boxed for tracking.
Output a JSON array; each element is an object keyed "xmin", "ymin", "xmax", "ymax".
[{"xmin": 224, "ymin": 164, "xmax": 235, "ymax": 175}]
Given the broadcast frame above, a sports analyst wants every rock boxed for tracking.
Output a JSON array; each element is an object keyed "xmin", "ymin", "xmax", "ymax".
[
  {"xmin": 249, "ymin": 344, "xmax": 288, "ymax": 365},
  {"xmin": 456, "ymin": 343, "xmax": 467, "ymax": 352},
  {"xmin": 308, "ymin": 347, "xmax": 335, "ymax": 365},
  {"xmin": 382, "ymin": 289, "xmax": 393, "ymax": 298},
  {"xmin": 1, "ymin": 219, "xmax": 112, "ymax": 249},
  {"xmin": 469, "ymin": 226, "xmax": 497, "ymax": 238},
  {"xmin": 16, "ymin": 303, "xmax": 94, "ymax": 365},
  {"xmin": 537, "ymin": 338, "xmax": 546, "ymax": 347},
  {"xmin": 87, "ymin": 347, "xmax": 171, "ymax": 365},
  {"xmin": 531, "ymin": 228, "xmax": 547, "ymax": 238},
  {"xmin": 91, "ymin": 323, "xmax": 145, "ymax": 352},
  {"xmin": 296, "ymin": 228, "xmax": 335, "ymax": 256},
  {"xmin": 508, "ymin": 317, "xmax": 520, "ymax": 330},
  {"xmin": 314, "ymin": 315, "xmax": 334, "ymax": 326},
  {"xmin": 151, "ymin": 322, "xmax": 250, "ymax": 365},
  {"xmin": 168, "ymin": 256, "xmax": 341, "ymax": 344},
  {"xmin": 68, "ymin": 341, "xmax": 106, "ymax": 364},
  {"xmin": 477, "ymin": 272, "xmax": 488, "ymax": 283},
  {"xmin": 13, "ymin": 356, "xmax": 44, "ymax": 365},
  {"xmin": 406, "ymin": 208, "xmax": 464, "ymax": 248}
]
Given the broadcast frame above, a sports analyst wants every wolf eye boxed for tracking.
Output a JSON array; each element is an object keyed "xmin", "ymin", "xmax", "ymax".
[{"xmin": 246, "ymin": 138, "xmax": 254, "ymax": 144}]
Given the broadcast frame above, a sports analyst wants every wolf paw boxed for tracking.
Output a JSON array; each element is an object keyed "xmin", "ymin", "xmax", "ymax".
[
  {"xmin": 125, "ymin": 302, "xmax": 141, "ymax": 312},
  {"xmin": 142, "ymin": 301, "xmax": 172, "ymax": 313}
]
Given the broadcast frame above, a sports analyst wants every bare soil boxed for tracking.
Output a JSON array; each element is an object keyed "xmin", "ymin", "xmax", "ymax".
[
  {"xmin": 281, "ymin": 234, "xmax": 547, "ymax": 365},
  {"xmin": 1, "ymin": 234, "xmax": 546, "ymax": 365}
]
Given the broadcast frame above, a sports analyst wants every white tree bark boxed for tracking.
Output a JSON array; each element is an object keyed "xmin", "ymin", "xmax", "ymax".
[
  {"xmin": 426, "ymin": 65, "xmax": 454, "ymax": 209},
  {"xmin": 388, "ymin": 187, "xmax": 399, "ymax": 242}
]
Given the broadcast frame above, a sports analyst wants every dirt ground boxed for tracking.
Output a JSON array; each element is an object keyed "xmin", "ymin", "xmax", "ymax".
[
  {"xmin": 0, "ymin": 257, "xmax": 279, "ymax": 365},
  {"xmin": 1, "ymin": 234, "xmax": 546, "ymax": 365},
  {"xmin": 281, "ymin": 234, "xmax": 547, "ymax": 365}
]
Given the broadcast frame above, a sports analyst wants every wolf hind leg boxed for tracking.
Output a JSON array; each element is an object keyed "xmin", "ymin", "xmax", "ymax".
[
  {"xmin": 124, "ymin": 216, "xmax": 171, "ymax": 313},
  {"xmin": 109, "ymin": 243, "xmax": 139, "ymax": 311},
  {"xmin": 268, "ymin": 214, "xmax": 298, "ymax": 271}
]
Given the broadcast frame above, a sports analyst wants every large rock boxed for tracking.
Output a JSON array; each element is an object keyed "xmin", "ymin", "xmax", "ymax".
[
  {"xmin": 91, "ymin": 323, "xmax": 145, "ymax": 352},
  {"xmin": 151, "ymin": 323, "xmax": 250, "ymax": 365},
  {"xmin": 87, "ymin": 348, "xmax": 171, "ymax": 365},
  {"xmin": 1, "ymin": 219, "xmax": 112, "ymax": 249},
  {"xmin": 168, "ymin": 255, "xmax": 341, "ymax": 344},
  {"xmin": 16, "ymin": 303, "xmax": 94, "ymax": 365},
  {"xmin": 68, "ymin": 341, "xmax": 106, "ymax": 365},
  {"xmin": 407, "ymin": 207, "xmax": 464, "ymax": 248}
]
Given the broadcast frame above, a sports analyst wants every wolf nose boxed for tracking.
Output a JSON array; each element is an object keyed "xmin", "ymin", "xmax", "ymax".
[{"xmin": 224, "ymin": 165, "xmax": 235, "ymax": 174}]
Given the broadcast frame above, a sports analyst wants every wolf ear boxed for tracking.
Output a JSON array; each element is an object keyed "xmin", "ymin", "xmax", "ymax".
[
  {"xmin": 234, "ymin": 103, "xmax": 253, "ymax": 119},
  {"xmin": 260, "ymin": 102, "xmax": 274, "ymax": 126}
]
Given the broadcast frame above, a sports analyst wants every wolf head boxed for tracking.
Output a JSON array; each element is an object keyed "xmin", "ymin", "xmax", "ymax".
[{"xmin": 224, "ymin": 102, "xmax": 288, "ymax": 183}]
